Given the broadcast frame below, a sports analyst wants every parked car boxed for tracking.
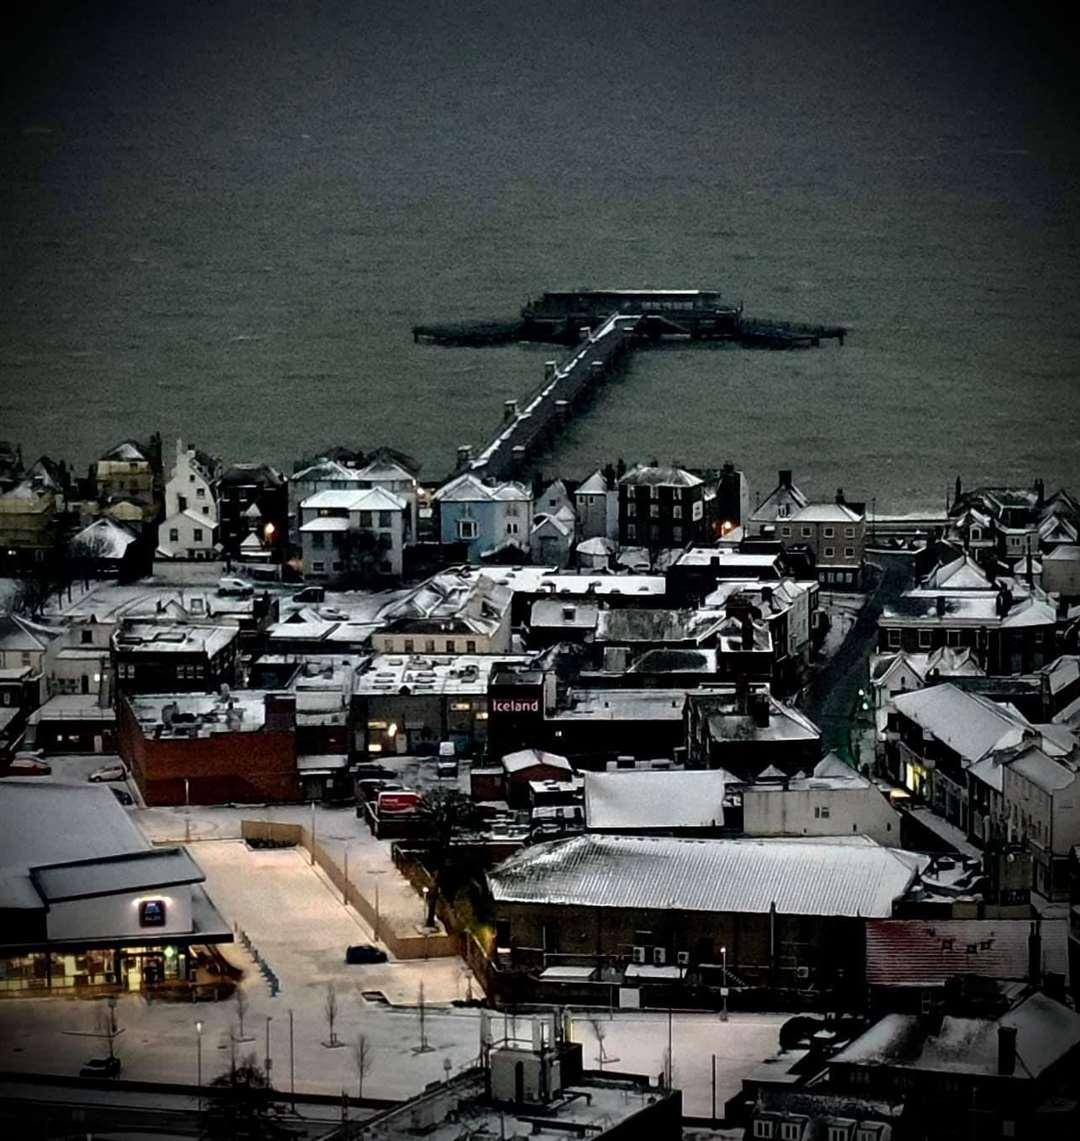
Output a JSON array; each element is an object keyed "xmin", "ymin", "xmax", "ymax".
[
  {"xmin": 80, "ymin": 1055, "xmax": 122, "ymax": 1078},
  {"xmin": 292, "ymin": 585, "xmax": 325, "ymax": 603},
  {"xmin": 88, "ymin": 764, "xmax": 127, "ymax": 783},
  {"xmin": 345, "ymin": 944, "xmax": 388, "ymax": 965},
  {"xmin": 217, "ymin": 576, "xmax": 253, "ymax": 597},
  {"xmin": 5, "ymin": 756, "xmax": 52, "ymax": 776},
  {"xmin": 110, "ymin": 787, "xmax": 134, "ymax": 806}
]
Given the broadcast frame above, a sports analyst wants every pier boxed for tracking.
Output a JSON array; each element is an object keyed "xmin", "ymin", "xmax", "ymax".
[{"xmin": 417, "ymin": 289, "xmax": 846, "ymax": 480}]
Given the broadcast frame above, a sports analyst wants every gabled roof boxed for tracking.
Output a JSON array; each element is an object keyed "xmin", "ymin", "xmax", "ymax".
[
  {"xmin": 99, "ymin": 440, "xmax": 148, "ymax": 463},
  {"xmin": 923, "ymin": 554, "xmax": 991, "ymax": 590},
  {"xmin": 788, "ymin": 502, "xmax": 863, "ymax": 524},
  {"xmin": 502, "ymin": 748, "xmax": 572, "ymax": 775},
  {"xmin": 576, "ymin": 469, "xmax": 609, "ymax": 496},
  {"xmin": 355, "ymin": 457, "xmax": 417, "ymax": 483},
  {"xmin": 893, "ymin": 684, "xmax": 1028, "ymax": 763},
  {"xmin": 292, "ymin": 458, "xmax": 360, "ymax": 483},
  {"xmin": 70, "ymin": 517, "xmax": 137, "ymax": 560}
]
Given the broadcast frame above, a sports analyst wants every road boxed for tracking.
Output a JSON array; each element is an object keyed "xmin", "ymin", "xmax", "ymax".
[{"xmin": 806, "ymin": 553, "xmax": 914, "ymax": 764}]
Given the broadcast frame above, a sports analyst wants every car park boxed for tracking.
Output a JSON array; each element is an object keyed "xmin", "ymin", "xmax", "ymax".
[
  {"xmin": 80, "ymin": 1056, "xmax": 122, "ymax": 1078},
  {"xmin": 5, "ymin": 756, "xmax": 52, "ymax": 776},
  {"xmin": 345, "ymin": 944, "xmax": 388, "ymax": 965},
  {"xmin": 217, "ymin": 576, "xmax": 253, "ymax": 597},
  {"xmin": 110, "ymin": 787, "xmax": 134, "ymax": 805}
]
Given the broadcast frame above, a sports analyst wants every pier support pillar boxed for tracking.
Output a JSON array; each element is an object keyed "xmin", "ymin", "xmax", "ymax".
[
  {"xmin": 579, "ymin": 326, "xmax": 591, "ymax": 342},
  {"xmin": 504, "ymin": 400, "xmax": 518, "ymax": 422},
  {"xmin": 544, "ymin": 361, "xmax": 557, "ymax": 382}
]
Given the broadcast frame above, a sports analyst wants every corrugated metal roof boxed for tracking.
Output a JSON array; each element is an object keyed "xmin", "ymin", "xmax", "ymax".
[
  {"xmin": 865, "ymin": 918, "xmax": 1069, "ymax": 985},
  {"xmin": 488, "ymin": 834, "xmax": 924, "ymax": 918}
]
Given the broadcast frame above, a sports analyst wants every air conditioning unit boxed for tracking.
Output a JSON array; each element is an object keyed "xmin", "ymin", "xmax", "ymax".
[
  {"xmin": 631, "ymin": 946, "xmax": 646, "ymax": 964},
  {"xmin": 653, "ymin": 947, "xmax": 667, "ymax": 966},
  {"xmin": 676, "ymin": 951, "xmax": 690, "ymax": 966},
  {"xmin": 795, "ymin": 966, "xmax": 810, "ymax": 980}
]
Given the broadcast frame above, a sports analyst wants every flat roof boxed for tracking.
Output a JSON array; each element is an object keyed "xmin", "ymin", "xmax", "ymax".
[
  {"xmin": 585, "ymin": 769, "xmax": 726, "ymax": 830},
  {"xmin": 33, "ymin": 848, "xmax": 203, "ymax": 902},
  {"xmin": 355, "ymin": 653, "xmax": 529, "ymax": 698}
]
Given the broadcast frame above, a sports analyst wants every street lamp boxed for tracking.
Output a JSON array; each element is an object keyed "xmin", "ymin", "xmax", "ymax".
[
  {"xmin": 720, "ymin": 945, "xmax": 728, "ymax": 1023},
  {"xmin": 265, "ymin": 1015, "xmax": 273, "ymax": 1088},
  {"xmin": 195, "ymin": 1019, "xmax": 204, "ymax": 1113}
]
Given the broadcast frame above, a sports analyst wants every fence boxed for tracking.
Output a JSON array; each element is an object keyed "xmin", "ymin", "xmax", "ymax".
[
  {"xmin": 236, "ymin": 924, "xmax": 280, "ymax": 996},
  {"xmin": 239, "ymin": 820, "xmax": 459, "ymax": 961}
]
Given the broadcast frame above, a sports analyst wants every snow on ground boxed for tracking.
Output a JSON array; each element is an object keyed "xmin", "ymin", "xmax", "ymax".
[{"xmin": 817, "ymin": 590, "xmax": 867, "ymax": 661}]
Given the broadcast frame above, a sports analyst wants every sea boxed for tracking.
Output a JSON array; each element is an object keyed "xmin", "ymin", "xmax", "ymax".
[{"xmin": 2, "ymin": 0, "xmax": 1078, "ymax": 513}]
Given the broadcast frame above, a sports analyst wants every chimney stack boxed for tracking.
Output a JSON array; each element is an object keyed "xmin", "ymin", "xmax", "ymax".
[
  {"xmin": 997, "ymin": 1025, "xmax": 1017, "ymax": 1076},
  {"xmin": 779, "ymin": 469, "xmax": 792, "ymax": 489},
  {"xmin": 835, "ymin": 488, "xmax": 845, "ymax": 505}
]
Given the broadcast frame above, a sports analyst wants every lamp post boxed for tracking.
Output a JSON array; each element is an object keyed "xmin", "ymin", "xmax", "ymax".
[
  {"xmin": 195, "ymin": 1019, "xmax": 204, "ymax": 1113},
  {"xmin": 265, "ymin": 1015, "xmax": 273, "ymax": 1088},
  {"xmin": 288, "ymin": 1008, "xmax": 295, "ymax": 1111},
  {"xmin": 720, "ymin": 945, "xmax": 728, "ymax": 1023}
]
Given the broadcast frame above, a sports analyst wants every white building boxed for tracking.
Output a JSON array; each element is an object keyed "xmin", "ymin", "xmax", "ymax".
[
  {"xmin": 298, "ymin": 486, "xmax": 408, "ymax": 581},
  {"xmin": 158, "ymin": 438, "xmax": 220, "ymax": 560},
  {"xmin": 574, "ymin": 469, "xmax": 618, "ymax": 541},
  {"xmin": 355, "ymin": 455, "xmax": 420, "ymax": 542}
]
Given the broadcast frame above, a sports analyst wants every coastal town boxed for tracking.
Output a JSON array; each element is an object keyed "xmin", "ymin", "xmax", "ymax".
[{"xmin": 2, "ymin": 414, "xmax": 1080, "ymax": 1141}]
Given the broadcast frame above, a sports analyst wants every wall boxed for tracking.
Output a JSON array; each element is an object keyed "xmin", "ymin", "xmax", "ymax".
[
  {"xmin": 118, "ymin": 696, "xmax": 298, "ymax": 805},
  {"xmin": 743, "ymin": 785, "xmax": 900, "ymax": 846},
  {"xmin": 47, "ymin": 885, "xmax": 193, "ymax": 942}
]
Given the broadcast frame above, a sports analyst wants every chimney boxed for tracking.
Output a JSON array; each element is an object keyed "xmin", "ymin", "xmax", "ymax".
[
  {"xmin": 1035, "ymin": 477, "xmax": 1045, "ymax": 508},
  {"xmin": 741, "ymin": 614, "xmax": 754, "ymax": 650},
  {"xmin": 997, "ymin": 1025, "xmax": 1017, "ymax": 1076},
  {"xmin": 1025, "ymin": 546, "xmax": 1034, "ymax": 588},
  {"xmin": 751, "ymin": 693, "xmax": 770, "ymax": 728},
  {"xmin": 457, "ymin": 445, "xmax": 473, "ymax": 468},
  {"xmin": 735, "ymin": 674, "xmax": 749, "ymax": 714},
  {"xmin": 779, "ymin": 469, "xmax": 792, "ymax": 489},
  {"xmin": 544, "ymin": 360, "xmax": 557, "ymax": 381},
  {"xmin": 761, "ymin": 586, "xmax": 773, "ymax": 607},
  {"xmin": 935, "ymin": 595, "xmax": 946, "ymax": 618},
  {"xmin": 835, "ymin": 488, "xmax": 845, "ymax": 506}
]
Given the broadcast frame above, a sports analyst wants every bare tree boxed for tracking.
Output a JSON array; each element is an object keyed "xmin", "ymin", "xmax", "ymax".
[
  {"xmin": 323, "ymin": 982, "xmax": 341, "ymax": 1047},
  {"xmin": 234, "ymin": 986, "xmax": 252, "ymax": 1042},
  {"xmin": 413, "ymin": 980, "xmax": 433, "ymax": 1053},
  {"xmin": 587, "ymin": 1016, "xmax": 609, "ymax": 1070},
  {"xmin": 351, "ymin": 1034, "xmax": 371, "ymax": 1099},
  {"xmin": 415, "ymin": 788, "xmax": 483, "ymax": 927}
]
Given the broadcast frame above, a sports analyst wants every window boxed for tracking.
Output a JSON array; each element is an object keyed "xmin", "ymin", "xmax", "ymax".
[
  {"xmin": 359, "ymin": 511, "xmax": 372, "ymax": 528},
  {"xmin": 777, "ymin": 504, "xmax": 790, "ymax": 518},
  {"xmin": 169, "ymin": 528, "xmax": 179, "ymax": 542},
  {"xmin": 824, "ymin": 546, "xmax": 835, "ymax": 558},
  {"xmin": 918, "ymin": 629, "xmax": 932, "ymax": 649},
  {"xmin": 425, "ymin": 640, "xmax": 436, "ymax": 653},
  {"xmin": 21, "ymin": 651, "xmax": 32, "ymax": 667},
  {"xmin": 887, "ymin": 629, "xmax": 901, "ymax": 649},
  {"xmin": 627, "ymin": 502, "xmax": 636, "ymax": 518},
  {"xmin": 81, "ymin": 629, "xmax": 93, "ymax": 645},
  {"xmin": 947, "ymin": 629, "xmax": 961, "ymax": 647},
  {"xmin": 506, "ymin": 522, "xmax": 519, "ymax": 535},
  {"xmin": 673, "ymin": 505, "xmax": 683, "ymax": 519},
  {"xmin": 446, "ymin": 640, "xmax": 456, "ymax": 653},
  {"xmin": 193, "ymin": 528, "xmax": 203, "ymax": 542},
  {"xmin": 379, "ymin": 511, "xmax": 392, "ymax": 528},
  {"xmin": 823, "ymin": 527, "xmax": 835, "ymax": 538},
  {"xmin": 506, "ymin": 503, "xmax": 519, "ymax": 516},
  {"xmin": 649, "ymin": 486, "xmax": 659, "ymax": 500},
  {"xmin": 466, "ymin": 640, "xmax": 476, "ymax": 653},
  {"xmin": 781, "ymin": 1124, "xmax": 802, "ymax": 1141},
  {"xmin": 844, "ymin": 547, "xmax": 855, "ymax": 558},
  {"xmin": 827, "ymin": 1128, "xmax": 850, "ymax": 1141},
  {"xmin": 312, "ymin": 561, "xmax": 325, "ymax": 572},
  {"xmin": 753, "ymin": 1122, "xmax": 774, "ymax": 1140},
  {"xmin": 178, "ymin": 495, "xmax": 188, "ymax": 511},
  {"xmin": 815, "ymin": 805, "xmax": 830, "ymax": 819},
  {"xmin": 403, "ymin": 639, "xmax": 414, "ymax": 653},
  {"xmin": 196, "ymin": 486, "xmax": 205, "ymax": 498},
  {"xmin": 970, "ymin": 526, "xmax": 982, "ymax": 541},
  {"xmin": 458, "ymin": 519, "xmax": 478, "ymax": 540},
  {"xmin": 627, "ymin": 524, "xmax": 637, "ymax": 541},
  {"xmin": 312, "ymin": 532, "xmax": 325, "ymax": 549},
  {"xmin": 845, "ymin": 527, "xmax": 855, "ymax": 538},
  {"xmin": 649, "ymin": 503, "xmax": 659, "ymax": 518},
  {"xmin": 332, "ymin": 561, "xmax": 343, "ymax": 572},
  {"xmin": 673, "ymin": 526, "xmax": 682, "ymax": 542},
  {"xmin": 781, "ymin": 526, "xmax": 791, "ymax": 537},
  {"xmin": 801, "ymin": 527, "xmax": 812, "ymax": 537},
  {"xmin": 202, "ymin": 506, "xmax": 209, "ymax": 515}
]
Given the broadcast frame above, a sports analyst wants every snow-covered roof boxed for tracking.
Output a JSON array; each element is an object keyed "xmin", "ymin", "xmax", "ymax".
[
  {"xmin": 299, "ymin": 516, "xmax": 351, "ymax": 533},
  {"xmin": 923, "ymin": 554, "xmax": 991, "ymax": 590},
  {"xmin": 33, "ymin": 848, "xmax": 202, "ymax": 902},
  {"xmin": 100, "ymin": 440, "xmax": 148, "ymax": 462},
  {"xmin": 501, "ymin": 748, "xmax": 572, "ymax": 775},
  {"xmin": 576, "ymin": 470, "xmax": 609, "ymax": 495},
  {"xmin": 1006, "ymin": 745, "xmax": 1077, "ymax": 794},
  {"xmin": 489, "ymin": 834, "xmax": 925, "ymax": 918},
  {"xmin": 619, "ymin": 465, "xmax": 702, "ymax": 489},
  {"xmin": 71, "ymin": 517, "xmax": 137, "ymax": 560},
  {"xmin": 893, "ymin": 684, "xmax": 1028, "ymax": 763},
  {"xmin": 584, "ymin": 770, "xmax": 726, "ymax": 831},
  {"xmin": 432, "ymin": 473, "xmax": 531, "ymax": 503},
  {"xmin": 788, "ymin": 502, "xmax": 863, "ymax": 524}
]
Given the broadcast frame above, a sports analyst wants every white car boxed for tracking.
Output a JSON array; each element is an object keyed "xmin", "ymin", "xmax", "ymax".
[
  {"xmin": 88, "ymin": 764, "xmax": 127, "ymax": 783},
  {"xmin": 217, "ymin": 576, "xmax": 253, "ymax": 597}
]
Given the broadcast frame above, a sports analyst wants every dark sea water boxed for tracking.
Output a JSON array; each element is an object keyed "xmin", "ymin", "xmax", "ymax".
[{"xmin": 2, "ymin": 0, "xmax": 1078, "ymax": 512}]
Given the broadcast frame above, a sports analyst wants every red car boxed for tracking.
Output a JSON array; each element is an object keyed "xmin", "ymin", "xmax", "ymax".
[{"xmin": 6, "ymin": 756, "xmax": 52, "ymax": 776}]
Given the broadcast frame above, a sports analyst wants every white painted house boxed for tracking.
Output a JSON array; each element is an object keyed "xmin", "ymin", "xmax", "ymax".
[
  {"xmin": 158, "ymin": 439, "xmax": 220, "ymax": 560},
  {"xmin": 298, "ymin": 486, "xmax": 407, "ymax": 581}
]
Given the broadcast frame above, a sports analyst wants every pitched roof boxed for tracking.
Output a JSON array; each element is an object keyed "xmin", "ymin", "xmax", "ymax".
[
  {"xmin": 892, "ymin": 684, "xmax": 1028, "ymax": 763},
  {"xmin": 923, "ymin": 554, "xmax": 991, "ymax": 590},
  {"xmin": 488, "ymin": 834, "xmax": 924, "ymax": 918},
  {"xmin": 619, "ymin": 465, "xmax": 702, "ymax": 489},
  {"xmin": 71, "ymin": 517, "xmax": 137, "ymax": 560},
  {"xmin": 100, "ymin": 440, "xmax": 148, "ymax": 462},
  {"xmin": 576, "ymin": 470, "xmax": 609, "ymax": 495},
  {"xmin": 788, "ymin": 502, "xmax": 863, "ymax": 524},
  {"xmin": 501, "ymin": 748, "xmax": 572, "ymax": 775}
]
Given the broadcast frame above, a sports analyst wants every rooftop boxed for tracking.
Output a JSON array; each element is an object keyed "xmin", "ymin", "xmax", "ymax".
[
  {"xmin": 488, "ymin": 834, "xmax": 925, "ymax": 918},
  {"xmin": 584, "ymin": 769, "xmax": 726, "ymax": 830},
  {"xmin": 893, "ymin": 683, "xmax": 1029, "ymax": 763},
  {"xmin": 113, "ymin": 622, "xmax": 237, "ymax": 658},
  {"xmin": 354, "ymin": 653, "xmax": 529, "ymax": 697}
]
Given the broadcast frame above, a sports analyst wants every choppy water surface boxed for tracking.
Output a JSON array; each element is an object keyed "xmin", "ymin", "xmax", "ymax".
[{"xmin": 2, "ymin": 0, "xmax": 1077, "ymax": 510}]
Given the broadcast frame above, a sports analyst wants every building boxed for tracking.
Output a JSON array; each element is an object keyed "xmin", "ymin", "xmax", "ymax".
[
  {"xmin": 685, "ymin": 685, "xmax": 822, "ymax": 779},
  {"xmin": 530, "ymin": 506, "xmax": 577, "ymax": 568},
  {"xmin": 216, "ymin": 461, "xmax": 287, "ymax": 560},
  {"xmin": 69, "ymin": 516, "xmax": 142, "ymax": 577},
  {"xmin": 665, "ymin": 546, "xmax": 787, "ymax": 603},
  {"xmin": 617, "ymin": 464, "xmax": 705, "ymax": 549},
  {"xmin": 354, "ymin": 1027, "xmax": 682, "ymax": 1140},
  {"xmin": 432, "ymin": 472, "xmax": 533, "ymax": 560},
  {"xmin": 93, "ymin": 440, "xmax": 158, "ymax": 524},
  {"xmin": 747, "ymin": 469, "xmax": 809, "ymax": 539},
  {"xmin": 355, "ymin": 450, "xmax": 421, "ymax": 542},
  {"xmin": 298, "ymin": 485, "xmax": 408, "ymax": 581},
  {"xmin": 157, "ymin": 437, "xmax": 220, "ymax": 560},
  {"xmin": 111, "ymin": 621, "xmax": 239, "ymax": 694},
  {"xmin": 117, "ymin": 689, "xmax": 299, "ymax": 805},
  {"xmin": 742, "ymin": 755, "xmax": 902, "ymax": 846},
  {"xmin": 351, "ymin": 652, "xmax": 528, "ymax": 759},
  {"xmin": 781, "ymin": 497, "xmax": 866, "ymax": 588},
  {"xmin": 0, "ymin": 472, "xmax": 61, "ymax": 570},
  {"xmin": 583, "ymin": 768, "xmax": 729, "ymax": 835},
  {"xmin": 574, "ymin": 468, "xmax": 617, "ymax": 540},
  {"xmin": 486, "ymin": 834, "xmax": 926, "ymax": 1007},
  {"xmin": 371, "ymin": 569, "xmax": 514, "ymax": 655},
  {"xmin": 0, "ymin": 782, "xmax": 230, "ymax": 995},
  {"xmin": 288, "ymin": 456, "xmax": 363, "ymax": 539}
]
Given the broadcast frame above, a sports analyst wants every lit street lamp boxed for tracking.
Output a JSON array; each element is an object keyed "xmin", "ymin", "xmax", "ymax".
[
  {"xmin": 720, "ymin": 945, "xmax": 728, "ymax": 1022},
  {"xmin": 195, "ymin": 1019, "xmax": 204, "ymax": 1113}
]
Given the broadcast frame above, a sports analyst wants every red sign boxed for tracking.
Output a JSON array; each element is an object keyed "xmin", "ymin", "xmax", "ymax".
[
  {"xmin": 377, "ymin": 791, "xmax": 421, "ymax": 815},
  {"xmin": 491, "ymin": 698, "xmax": 540, "ymax": 714}
]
